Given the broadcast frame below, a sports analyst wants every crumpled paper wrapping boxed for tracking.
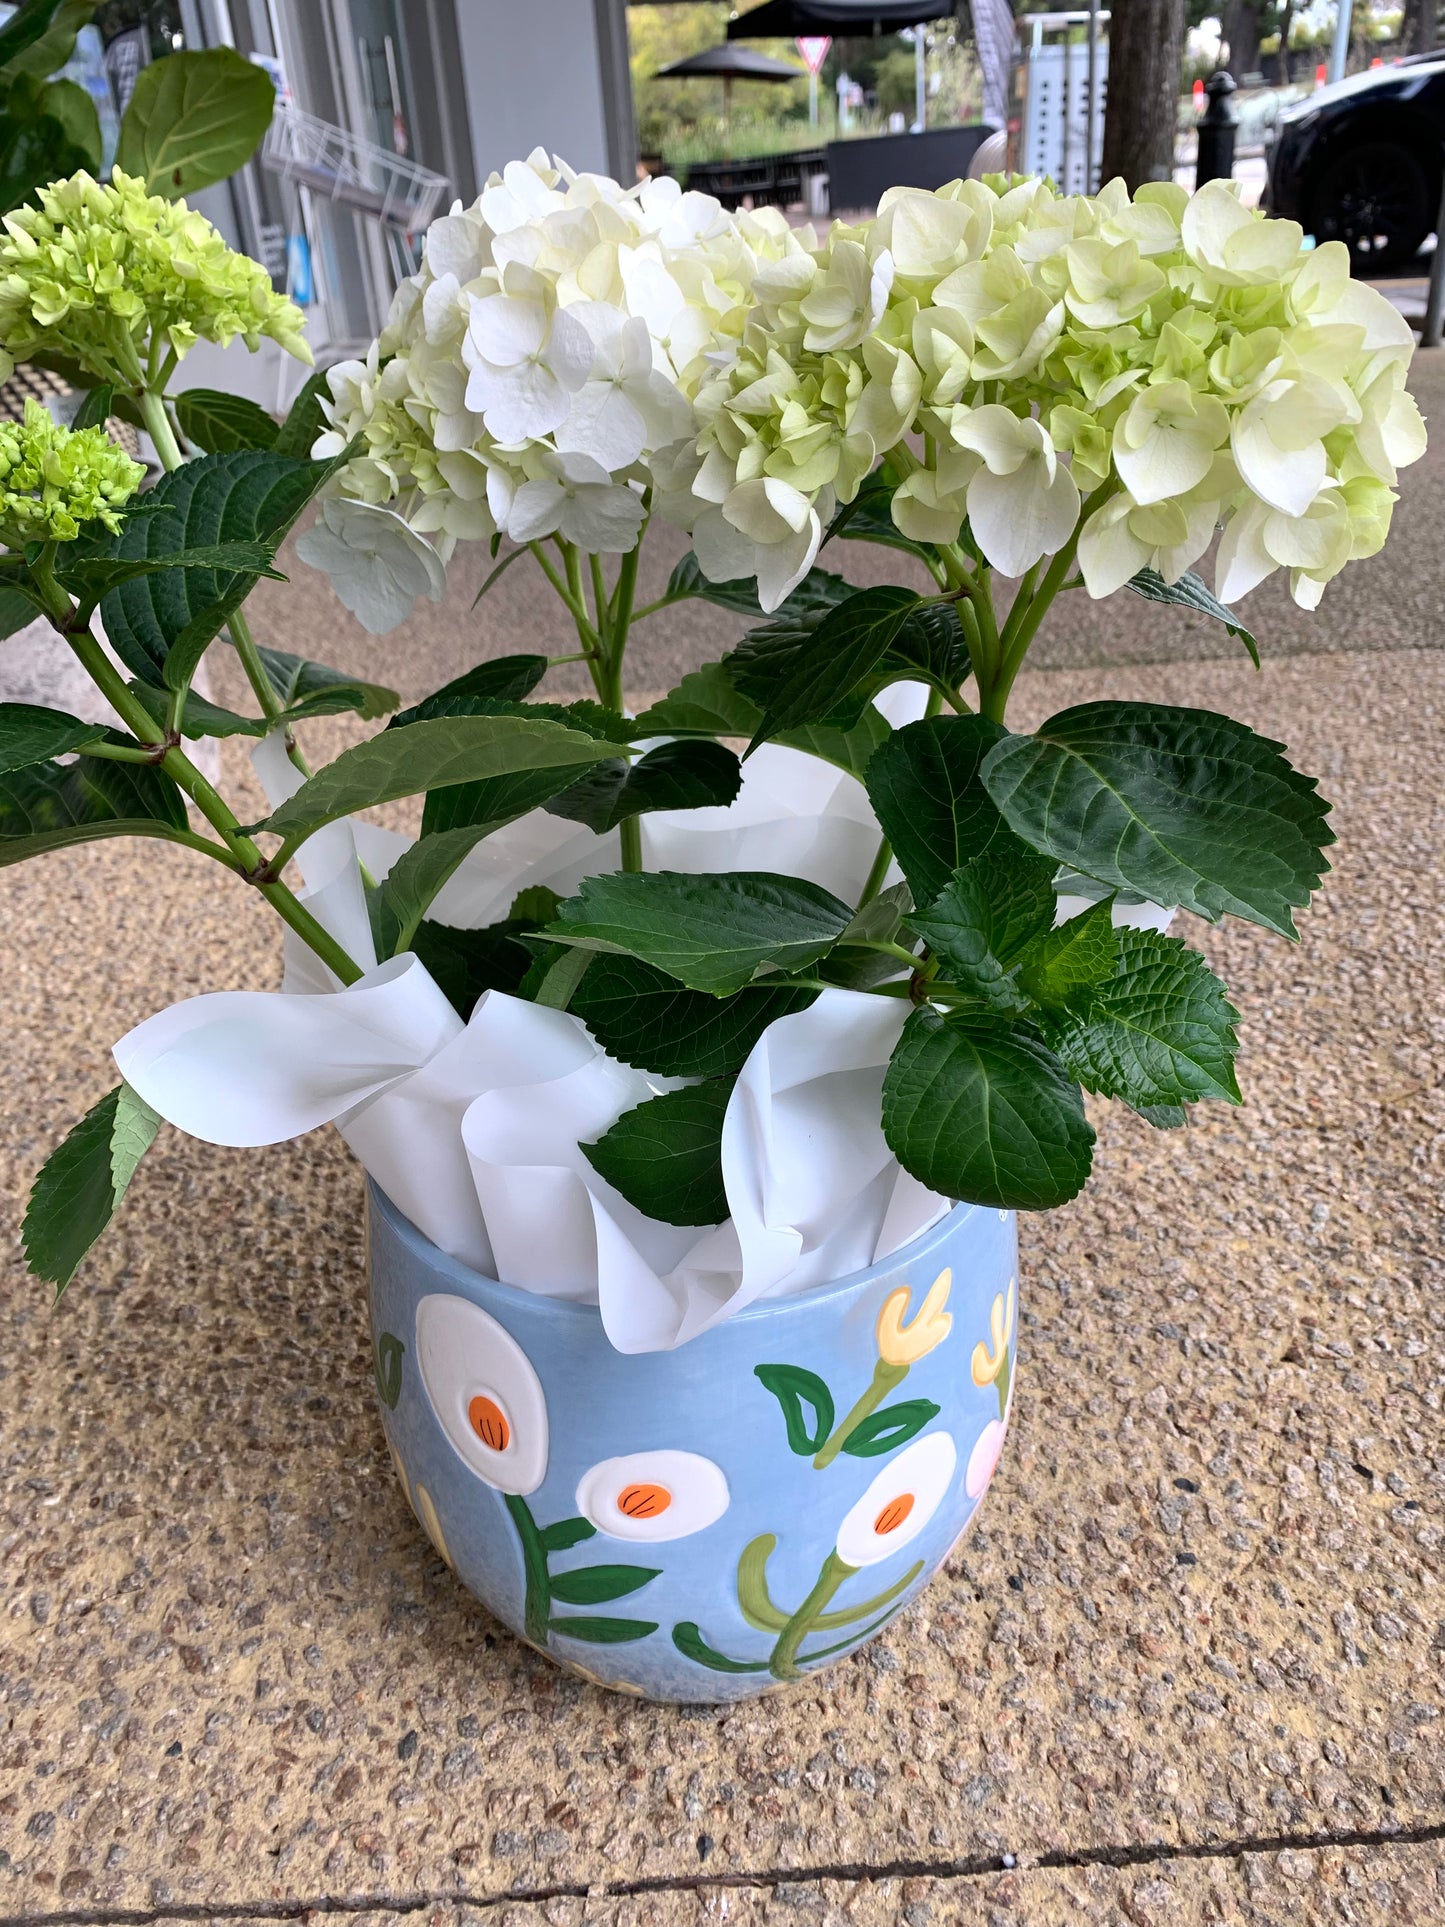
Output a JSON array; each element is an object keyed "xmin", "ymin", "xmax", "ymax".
[{"xmin": 115, "ymin": 693, "xmax": 1170, "ymax": 1352}]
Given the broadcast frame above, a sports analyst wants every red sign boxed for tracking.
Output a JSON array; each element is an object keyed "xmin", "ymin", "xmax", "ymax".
[{"xmin": 796, "ymin": 35, "xmax": 831, "ymax": 74}]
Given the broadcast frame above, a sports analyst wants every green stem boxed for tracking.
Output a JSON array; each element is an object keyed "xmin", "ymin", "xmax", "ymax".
[
  {"xmin": 814, "ymin": 1358, "xmax": 909, "ymax": 1470},
  {"xmin": 983, "ymin": 481, "xmax": 1120, "ymax": 724},
  {"xmin": 856, "ymin": 834, "xmax": 893, "ymax": 909},
  {"xmin": 503, "ymin": 1492, "xmax": 553, "ymax": 1650},
  {"xmin": 137, "ymin": 386, "xmax": 185, "ymax": 474},
  {"xmin": 769, "ymin": 1550, "xmax": 855, "ymax": 1682}
]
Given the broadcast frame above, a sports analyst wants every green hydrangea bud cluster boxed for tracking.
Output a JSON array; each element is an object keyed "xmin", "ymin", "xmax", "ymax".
[
  {"xmin": 0, "ymin": 398, "xmax": 144, "ymax": 545},
  {"xmin": 0, "ymin": 170, "xmax": 312, "ymax": 391}
]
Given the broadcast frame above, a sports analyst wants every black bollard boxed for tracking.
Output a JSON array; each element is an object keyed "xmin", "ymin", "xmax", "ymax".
[{"xmin": 1195, "ymin": 71, "xmax": 1239, "ymax": 188}]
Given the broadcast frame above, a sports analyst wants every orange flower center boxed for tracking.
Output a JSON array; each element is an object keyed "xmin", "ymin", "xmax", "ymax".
[
  {"xmin": 618, "ymin": 1481, "xmax": 672, "ymax": 1519},
  {"xmin": 468, "ymin": 1394, "xmax": 510, "ymax": 1452},
  {"xmin": 874, "ymin": 1492, "xmax": 915, "ymax": 1536}
]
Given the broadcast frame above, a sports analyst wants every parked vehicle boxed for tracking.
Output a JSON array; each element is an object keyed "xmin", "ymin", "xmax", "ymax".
[{"xmin": 1264, "ymin": 54, "xmax": 1445, "ymax": 272}]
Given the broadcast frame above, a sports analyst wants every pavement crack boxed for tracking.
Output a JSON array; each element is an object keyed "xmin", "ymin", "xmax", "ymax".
[{"xmin": 9, "ymin": 1821, "xmax": 1445, "ymax": 1927}]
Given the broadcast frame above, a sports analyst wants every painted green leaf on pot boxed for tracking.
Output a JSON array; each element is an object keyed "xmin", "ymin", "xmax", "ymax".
[
  {"xmin": 865, "ymin": 714, "xmax": 1013, "ymax": 911},
  {"xmin": 840, "ymin": 1398, "xmax": 941, "ymax": 1458},
  {"xmin": 547, "ymin": 1564, "xmax": 661, "ymax": 1606},
  {"xmin": 549, "ymin": 1615, "xmax": 659, "ymax": 1645},
  {"xmin": 539, "ymin": 1517, "xmax": 598, "ymax": 1554},
  {"xmin": 672, "ymin": 1621, "xmax": 771, "ymax": 1673},
  {"xmin": 754, "ymin": 1362, "xmax": 835, "ymax": 1456},
  {"xmin": 374, "ymin": 1332, "xmax": 405, "ymax": 1410},
  {"xmin": 980, "ymin": 701, "xmax": 1334, "ymax": 938}
]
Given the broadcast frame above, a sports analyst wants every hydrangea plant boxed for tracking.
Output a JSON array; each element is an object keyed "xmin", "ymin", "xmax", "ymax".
[{"xmin": 0, "ymin": 153, "xmax": 1425, "ymax": 1292}]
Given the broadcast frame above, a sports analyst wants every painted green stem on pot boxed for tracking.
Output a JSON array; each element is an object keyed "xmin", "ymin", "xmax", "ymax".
[
  {"xmin": 504, "ymin": 1491, "xmax": 554, "ymax": 1649},
  {"xmin": 769, "ymin": 1549, "xmax": 855, "ymax": 1681},
  {"xmin": 814, "ymin": 1358, "xmax": 908, "ymax": 1469}
]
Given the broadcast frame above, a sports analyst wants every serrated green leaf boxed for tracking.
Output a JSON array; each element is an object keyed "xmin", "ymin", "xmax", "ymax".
[
  {"xmin": 271, "ymin": 365, "xmax": 333, "ymax": 461},
  {"xmin": 583, "ymin": 1078, "xmax": 734, "ymax": 1226},
  {"xmin": 882, "ymin": 1007, "xmax": 1095, "ymax": 1209},
  {"xmin": 633, "ymin": 661, "xmax": 893, "ymax": 781},
  {"xmin": 547, "ymin": 1564, "xmax": 661, "ymax": 1605},
  {"xmin": 98, "ymin": 450, "xmax": 346, "ymax": 691},
  {"xmin": 546, "ymin": 739, "xmax": 741, "ymax": 834},
  {"xmin": 1127, "ymin": 567, "xmax": 1259, "ymax": 667},
  {"xmin": 539, "ymin": 1516, "xmax": 597, "ymax": 1553},
  {"xmin": 510, "ymin": 885, "xmax": 560, "ymax": 923},
  {"xmin": 0, "ymin": 740, "xmax": 188, "ymax": 867},
  {"xmin": 865, "ymin": 714, "xmax": 1013, "ymax": 910},
  {"xmin": 175, "ymin": 388, "xmax": 279, "ymax": 455},
  {"xmin": 258, "ymin": 715, "xmax": 617, "ymax": 844},
  {"xmin": 754, "ymin": 1362, "xmax": 835, "ymax": 1456},
  {"xmin": 841, "ymin": 1398, "xmax": 940, "ymax": 1458},
  {"xmin": 552, "ymin": 871, "xmax": 854, "ymax": 996},
  {"xmin": 57, "ymin": 541, "xmax": 283, "ymax": 613},
  {"xmin": 981, "ymin": 702, "xmax": 1333, "ymax": 939},
  {"xmin": 570, "ymin": 954, "xmax": 815, "ymax": 1078},
  {"xmin": 1044, "ymin": 928, "xmax": 1241, "ymax": 1108},
  {"xmin": 839, "ymin": 881, "xmax": 912, "ymax": 949},
  {"xmin": 390, "ymin": 655, "xmax": 549, "ymax": 724},
  {"xmin": 409, "ymin": 918, "xmax": 539, "ymax": 1019},
  {"xmin": 21, "ymin": 1081, "xmax": 161, "ymax": 1293},
  {"xmin": 905, "ymin": 850, "xmax": 1056, "ymax": 1014},
  {"xmin": 254, "ymin": 644, "xmax": 399, "ymax": 724},
  {"xmin": 1015, "ymin": 899, "xmax": 1119, "ymax": 1010},
  {"xmin": 0, "ymin": 703, "xmax": 107, "ymax": 773},
  {"xmin": 392, "ymin": 690, "xmax": 632, "ymax": 742},
  {"xmin": 732, "ymin": 584, "xmax": 921, "ymax": 743},
  {"xmin": 116, "ymin": 46, "xmax": 276, "ymax": 197},
  {"xmin": 549, "ymin": 1616, "xmax": 659, "ymax": 1645},
  {"xmin": 129, "ymin": 680, "xmax": 266, "ymax": 741}
]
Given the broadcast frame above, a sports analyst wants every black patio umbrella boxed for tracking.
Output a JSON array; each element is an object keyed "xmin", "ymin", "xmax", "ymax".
[
  {"xmin": 653, "ymin": 43, "xmax": 806, "ymax": 156},
  {"xmin": 728, "ymin": 0, "xmax": 951, "ymax": 35}
]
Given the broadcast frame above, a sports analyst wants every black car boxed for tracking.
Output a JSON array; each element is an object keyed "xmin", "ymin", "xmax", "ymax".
[{"xmin": 1263, "ymin": 53, "xmax": 1445, "ymax": 272}]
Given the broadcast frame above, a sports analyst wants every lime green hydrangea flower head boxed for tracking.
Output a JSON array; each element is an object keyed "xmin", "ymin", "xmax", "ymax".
[
  {"xmin": 0, "ymin": 399, "xmax": 145, "ymax": 545},
  {"xmin": 0, "ymin": 170, "xmax": 312, "ymax": 390}
]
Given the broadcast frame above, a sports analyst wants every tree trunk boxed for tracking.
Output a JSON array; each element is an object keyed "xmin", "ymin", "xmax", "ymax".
[
  {"xmin": 1222, "ymin": 0, "xmax": 1262, "ymax": 77},
  {"xmin": 1100, "ymin": 0, "xmax": 1187, "ymax": 188},
  {"xmin": 1403, "ymin": 0, "xmax": 1439, "ymax": 55},
  {"xmin": 1273, "ymin": 0, "xmax": 1295, "ymax": 82}
]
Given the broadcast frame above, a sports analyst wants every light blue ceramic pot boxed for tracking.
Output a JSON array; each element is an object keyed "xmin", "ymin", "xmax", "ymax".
[{"xmin": 368, "ymin": 1181, "xmax": 1018, "ymax": 1702}]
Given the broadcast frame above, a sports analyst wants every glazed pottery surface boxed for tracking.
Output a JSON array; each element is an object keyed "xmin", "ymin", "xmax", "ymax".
[{"xmin": 368, "ymin": 1181, "xmax": 1018, "ymax": 1701}]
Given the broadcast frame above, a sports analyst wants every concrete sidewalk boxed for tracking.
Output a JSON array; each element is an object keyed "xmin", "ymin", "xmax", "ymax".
[{"xmin": 1, "ymin": 368, "xmax": 1443, "ymax": 1923}]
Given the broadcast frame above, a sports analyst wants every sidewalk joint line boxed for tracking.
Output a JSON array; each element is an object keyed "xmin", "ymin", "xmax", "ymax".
[{"xmin": 7, "ymin": 1819, "xmax": 1445, "ymax": 1927}]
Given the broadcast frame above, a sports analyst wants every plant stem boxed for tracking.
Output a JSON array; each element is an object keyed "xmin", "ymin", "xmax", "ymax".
[
  {"xmin": 229, "ymin": 605, "xmax": 313, "ymax": 777},
  {"xmin": 813, "ymin": 1358, "xmax": 909, "ymax": 1469},
  {"xmin": 137, "ymin": 386, "xmax": 185, "ymax": 474},
  {"xmin": 503, "ymin": 1493, "xmax": 553, "ymax": 1650},
  {"xmin": 856, "ymin": 834, "xmax": 893, "ymax": 909}
]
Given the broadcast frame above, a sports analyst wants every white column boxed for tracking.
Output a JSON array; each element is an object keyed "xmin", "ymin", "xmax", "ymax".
[{"xmin": 452, "ymin": 0, "xmax": 632, "ymax": 183}]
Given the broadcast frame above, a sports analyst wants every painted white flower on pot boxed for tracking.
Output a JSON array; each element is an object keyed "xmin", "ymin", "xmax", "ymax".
[
  {"xmin": 294, "ymin": 497, "xmax": 446, "ymax": 635},
  {"xmin": 575, "ymin": 1449, "xmax": 729, "ymax": 1543},
  {"xmin": 834, "ymin": 1432, "xmax": 958, "ymax": 1569},
  {"xmin": 415, "ymin": 1292, "xmax": 548, "ymax": 1495},
  {"xmin": 965, "ymin": 1417, "xmax": 1009, "ymax": 1501}
]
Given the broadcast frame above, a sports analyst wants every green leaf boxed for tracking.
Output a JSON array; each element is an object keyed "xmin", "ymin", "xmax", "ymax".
[
  {"xmin": 0, "ymin": 702, "xmax": 107, "ymax": 773},
  {"xmin": 21, "ymin": 1082, "xmax": 161, "ymax": 1294},
  {"xmin": 1015, "ymin": 899, "xmax": 1119, "ymax": 1011},
  {"xmin": 1043, "ymin": 928, "xmax": 1241, "ymax": 1108},
  {"xmin": 410, "ymin": 918, "xmax": 540, "ymax": 1019},
  {"xmin": 865, "ymin": 714, "xmax": 1013, "ymax": 910},
  {"xmin": 824, "ymin": 468, "xmax": 936, "ymax": 565},
  {"xmin": 671, "ymin": 1622, "xmax": 770, "ymax": 1673},
  {"xmin": 0, "ymin": 740, "xmax": 188, "ymax": 867},
  {"xmin": 258, "ymin": 715, "xmax": 617, "ymax": 844},
  {"xmin": 1, "ymin": 0, "xmax": 92, "ymax": 78},
  {"xmin": 662, "ymin": 553, "xmax": 849, "ymax": 620},
  {"xmin": 175, "ymin": 388, "xmax": 279, "ymax": 455},
  {"xmin": 393, "ymin": 690, "xmax": 631, "ymax": 742},
  {"xmin": 0, "ymin": 72, "xmax": 94, "ymax": 214},
  {"xmin": 546, "ymin": 739, "xmax": 741, "ymax": 833},
  {"xmin": 392, "ymin": 655, "xmax": 549, "ymax": 721},
  {"xmin": 904, "ymin": 850, "xmax": 1057, "ymax": 1014},
  {"xmin": 582, "ymin": 1079, "xmax": 734, "ymax": 1227},
  {"xmin": 36, "ymin": 75, "xmax": 100, "ymax": 168},
  {"xmin": 116, "ymin": 46, "xmax": 276, "ymax": 197},
  {"xmin": 547, "ymin": 1564, "xmax": 661, "ymax": 1605},
  {"xmin": 549, "ymin": 1615, "xmax": 658, "ymax": 1645},
  {"xmin": 254, "ymin": 644, "xmax": 399, "ymax": 724},
  {"xmin": 272, "ymin": 365, "xmax": 334, "ymax": 461},
  {"xmin": 68, "ymin": 382, "xmax": 113, "ymax": 435},
  {"xmin": 570, "ymin": 954, "xmax": 815, "ymax": 1079},
  {"xmin": 539, "ymin": 1517, "xmax": 597, "ymax": 1554},
  {"xmin": 981, "ymin": 702, "xmax": 1334, "ymax": 939},
  {"xmin": 0, "ymin": 584, "xmax": 40, "ymax": 640},
  {"xmin": 753, "ymin": 1362, "xmax": 835, "ymax": 1456},
  {"xmin": 632, "ymin": 660, "xmax": 893, "ymax": 782},
  {"xmin": 1127, "ymin": 567, "xmax": 1259, "ymax": 667},
  {"xmin": 841, "ymin": 1398, "xmax": 940, "ymax": 1458},
  {"xmin": 731, "ymin": 584, "xmax": 921, "ymax": 742},
  {"xmin": 552, "ymin": 870, "xmax": 854, "ymax": 996},
  {"xmin": 882, "ymin": 1008, "xmax": 1095, "ymax": 1210},
  {"xmin": 129, "ymin": 679, "xmax": 266, "ymax": 741},
  {"xmin": 510, "ymin": 885, "xmax": 561, "ymax": 923},
  {"xmin": 57, "ymin": 541, "xmax": 283, "ymax": 613},
  {"xmin": 99, "ymin": 450, "xmax": 347, "ymax": 690},
  {"xmin": 374, "ymin": 1332, "xmax": 405, "ymax": 1410}
]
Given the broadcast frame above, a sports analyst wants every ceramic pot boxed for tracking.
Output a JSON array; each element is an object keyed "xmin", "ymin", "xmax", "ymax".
[{"xmin": 368, "ymin": 1180, "xmax": 1018, "ymax": 1701}]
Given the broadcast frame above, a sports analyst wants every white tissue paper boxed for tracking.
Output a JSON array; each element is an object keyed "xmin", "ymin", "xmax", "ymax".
[{"xmin": 113, "ymin": 688, "xmax": 1165, "ymax": 1352}]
